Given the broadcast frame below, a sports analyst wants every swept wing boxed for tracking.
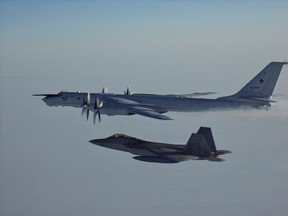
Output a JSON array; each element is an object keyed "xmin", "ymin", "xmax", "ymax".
[
  {"xmin": 128, "ymin": 107, "xmax": 172, "ymax": 120},
  {"xmin": 102, "ymin": 96, "xmax": 172, "ymax": 120}
]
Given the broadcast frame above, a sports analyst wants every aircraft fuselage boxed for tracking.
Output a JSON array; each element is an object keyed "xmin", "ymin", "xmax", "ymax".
[
  {"xmin": 91, "ymin": 135, "xmax": 203, "ymax": 162},
  {"xmin": 42, "ymin": 91, "xmax": 270, "ymax": 116},
  {"xmin": 35, "ymin": 62, "xmax": 287, "ymax": 120},
  {"xmin": 90, "ymin": 129, "xmax": 231, "ymax": 163}
]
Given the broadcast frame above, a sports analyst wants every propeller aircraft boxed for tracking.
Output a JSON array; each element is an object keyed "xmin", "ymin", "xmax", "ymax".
[{"xmin": 34, "ymin": 62, "xmax": 287, "ymax": 123}]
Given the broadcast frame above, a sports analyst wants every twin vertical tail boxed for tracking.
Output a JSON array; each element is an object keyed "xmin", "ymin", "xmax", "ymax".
[
  {"xmin": 219, "ymin": 62, "xmax": 287, "ymax": 100},
  {"xmin": 185, "ymin": 127, "xmax": 231, "ymax": 159},
  {"xmin": 184, "ymin": 127, "xmax": 216, "ymax": 156}
]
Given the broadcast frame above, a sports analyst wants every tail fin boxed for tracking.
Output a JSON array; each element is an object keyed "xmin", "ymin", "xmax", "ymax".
[
  {"xmin": 184, "ymin": 127, "xmax": 215, "ymax": 156},
  {"xmin": 197, "ymin": 127, "xmax": 216, "ymax": 152},
  {"xmin": 221, "ymin": 62, "xmax": 287, "ymax": 99}
]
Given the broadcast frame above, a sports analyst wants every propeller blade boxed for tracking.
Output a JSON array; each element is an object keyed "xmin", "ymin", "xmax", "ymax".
[
  {"xmin": 93, "ymin": 112, "xmax": 96, "ymax": 125},
  {"xmin": 90, "ymin": 97, "xmax": 103, "ymax": 124},
  {"xmin": 81, "ymin": 97, "xmax": 86, "ymax": 107},
  {"xmin": 81, "ymin": 108, "xmax": 85, "ymax": 116},
  {"xmin": 95, "ymin": 97, "xmax": 103, "ymax": 109},
  {"xmin": 86, "ymin": 109, "xmax": 89, "ymax": 120},
  {"xmin": 81, "ymin": 92, "xmax": 90, "ymax": 107},
  {"xmin": 96, "ymin": 97, "xmax": 99, "ymax": 108},
  {"xmin": 98, "ymin": 111, "xmax": 101, "ymax": 123},
  {"xmin": 81, "ymin": 92, "xmax": 91, "ymax": 121},
  {"xmin": 93, "ymin": 111, "xmax": 101, "ymax": 124},
  {"xmin": 87, "ymin": 92, "xmax": 90, "ymax": 105}
]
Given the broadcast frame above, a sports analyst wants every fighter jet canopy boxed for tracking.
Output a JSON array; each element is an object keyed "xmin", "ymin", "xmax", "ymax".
[{"xmin": 109, "ymin": 134, "xmax": 131, "ymax": 138}]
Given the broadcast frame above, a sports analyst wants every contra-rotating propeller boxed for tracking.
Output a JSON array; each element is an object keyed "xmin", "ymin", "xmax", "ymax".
[
  {"xmin": 81, "ymin": 92, "xmax": 104, "ymax": 124},
  {"xmin": 92, "ymin": 97, "xmax": 103, "ymax": 124},
  {"xmin": 81, "ymin": 93, "xmax": 90, "ymax": 120}
]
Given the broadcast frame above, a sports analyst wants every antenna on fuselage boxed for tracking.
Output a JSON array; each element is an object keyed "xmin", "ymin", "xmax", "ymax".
[{"xmin": 124, "ymin": 85, "xmax": 133, "ymax": 95}]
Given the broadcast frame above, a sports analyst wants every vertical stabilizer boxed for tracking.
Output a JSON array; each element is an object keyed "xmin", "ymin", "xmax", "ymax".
[
  {"xmin": 232, "ymin": 62, "xmax": 287, "ymax": 99},
  {"xmin": 184, "ymin": 132, "xmax": 212, "ymax": 156},
  {"xmin": 197, "ymin": 127, "xmax": 217, "ymax": 152}
]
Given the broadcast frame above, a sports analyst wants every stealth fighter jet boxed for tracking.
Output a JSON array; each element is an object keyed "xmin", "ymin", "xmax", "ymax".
[{"xmin": 90, "ymin": 127, "xmax": 231, "ymax": 163}]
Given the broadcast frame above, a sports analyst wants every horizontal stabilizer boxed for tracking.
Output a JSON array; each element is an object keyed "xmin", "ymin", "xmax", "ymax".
[
  {"xmin": 215, "ymin": 150, "xmax": 232, "ymax": 155},
  {"xmin": 206, "ymin": 157, "xmax": 225, "ymax": 162}
]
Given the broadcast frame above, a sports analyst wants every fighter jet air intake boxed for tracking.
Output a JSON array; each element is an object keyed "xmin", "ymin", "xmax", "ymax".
[
  {"xmin": 90, "ymin": 127, "xmax": 231, "ymax": 163},
  {"xmin": 34, "ymin": 62, "xmax": 287, "ymax": 122}
]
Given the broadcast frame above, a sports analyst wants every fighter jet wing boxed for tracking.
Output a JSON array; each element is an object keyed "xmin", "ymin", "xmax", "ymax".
[
  {"xmin": 128, "ymin": 106, "xmax": 173, "ymax": 120},
  {"xmin": 133, "ymin": 156, "xmax": 177, "ymax": 163}
]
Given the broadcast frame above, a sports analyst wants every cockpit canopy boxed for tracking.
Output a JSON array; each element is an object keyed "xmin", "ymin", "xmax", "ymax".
[
  {"xmin": 109, "ymin": 134, "xmax": 131, "ymax": 138},
  {"xmin": 57, "ymin": 92, "xmax": 64, "ymax": 97}
]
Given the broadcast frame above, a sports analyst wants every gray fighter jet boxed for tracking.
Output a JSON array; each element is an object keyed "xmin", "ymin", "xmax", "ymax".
[{"xmin": 90, "ymin": 127, "xmax": 231, "ymax": 163}]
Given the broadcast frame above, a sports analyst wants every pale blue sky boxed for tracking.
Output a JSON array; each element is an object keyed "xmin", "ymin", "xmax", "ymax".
[
  {"xmin": 1, "ymin": 1, "xmax": 288, "ymax": 92},
  {"xmin": 1, "ymin": 1, "xmax": 288, "ymax": 216}
]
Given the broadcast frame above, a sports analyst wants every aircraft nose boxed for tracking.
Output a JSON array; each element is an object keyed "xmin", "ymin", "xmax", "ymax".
[
  {"xmin": 89, "ymin": 140, "xmax": 96, "ymax": 144},
  {"xmin": 89, "ymin": 139, "xmax": 101, "ymax": 145},
  {"xmin": 89, "ymin": 139, "xmax": 106, "ymax": 147},
  {"xmin": 42, "ymin": 94, "xmax": 62, "ymax": 105}
]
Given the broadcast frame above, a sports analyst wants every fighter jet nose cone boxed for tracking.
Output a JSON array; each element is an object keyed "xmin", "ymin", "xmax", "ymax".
[
  {"xmin": 89, "ymin": 139, "xmax": 107, "ymax": 147},
  {"xmin": 89, "ymin": 139, "xmax": 102, "ymax": 145},
  {"xmin": 89, "ymin": 140, "xmax": 96, "ymax": 144}
]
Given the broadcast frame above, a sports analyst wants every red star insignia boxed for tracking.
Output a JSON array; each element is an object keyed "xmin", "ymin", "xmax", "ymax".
[{"xmin": 259, "ymin": 78, "xmax": 264, "ymax": 84}]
